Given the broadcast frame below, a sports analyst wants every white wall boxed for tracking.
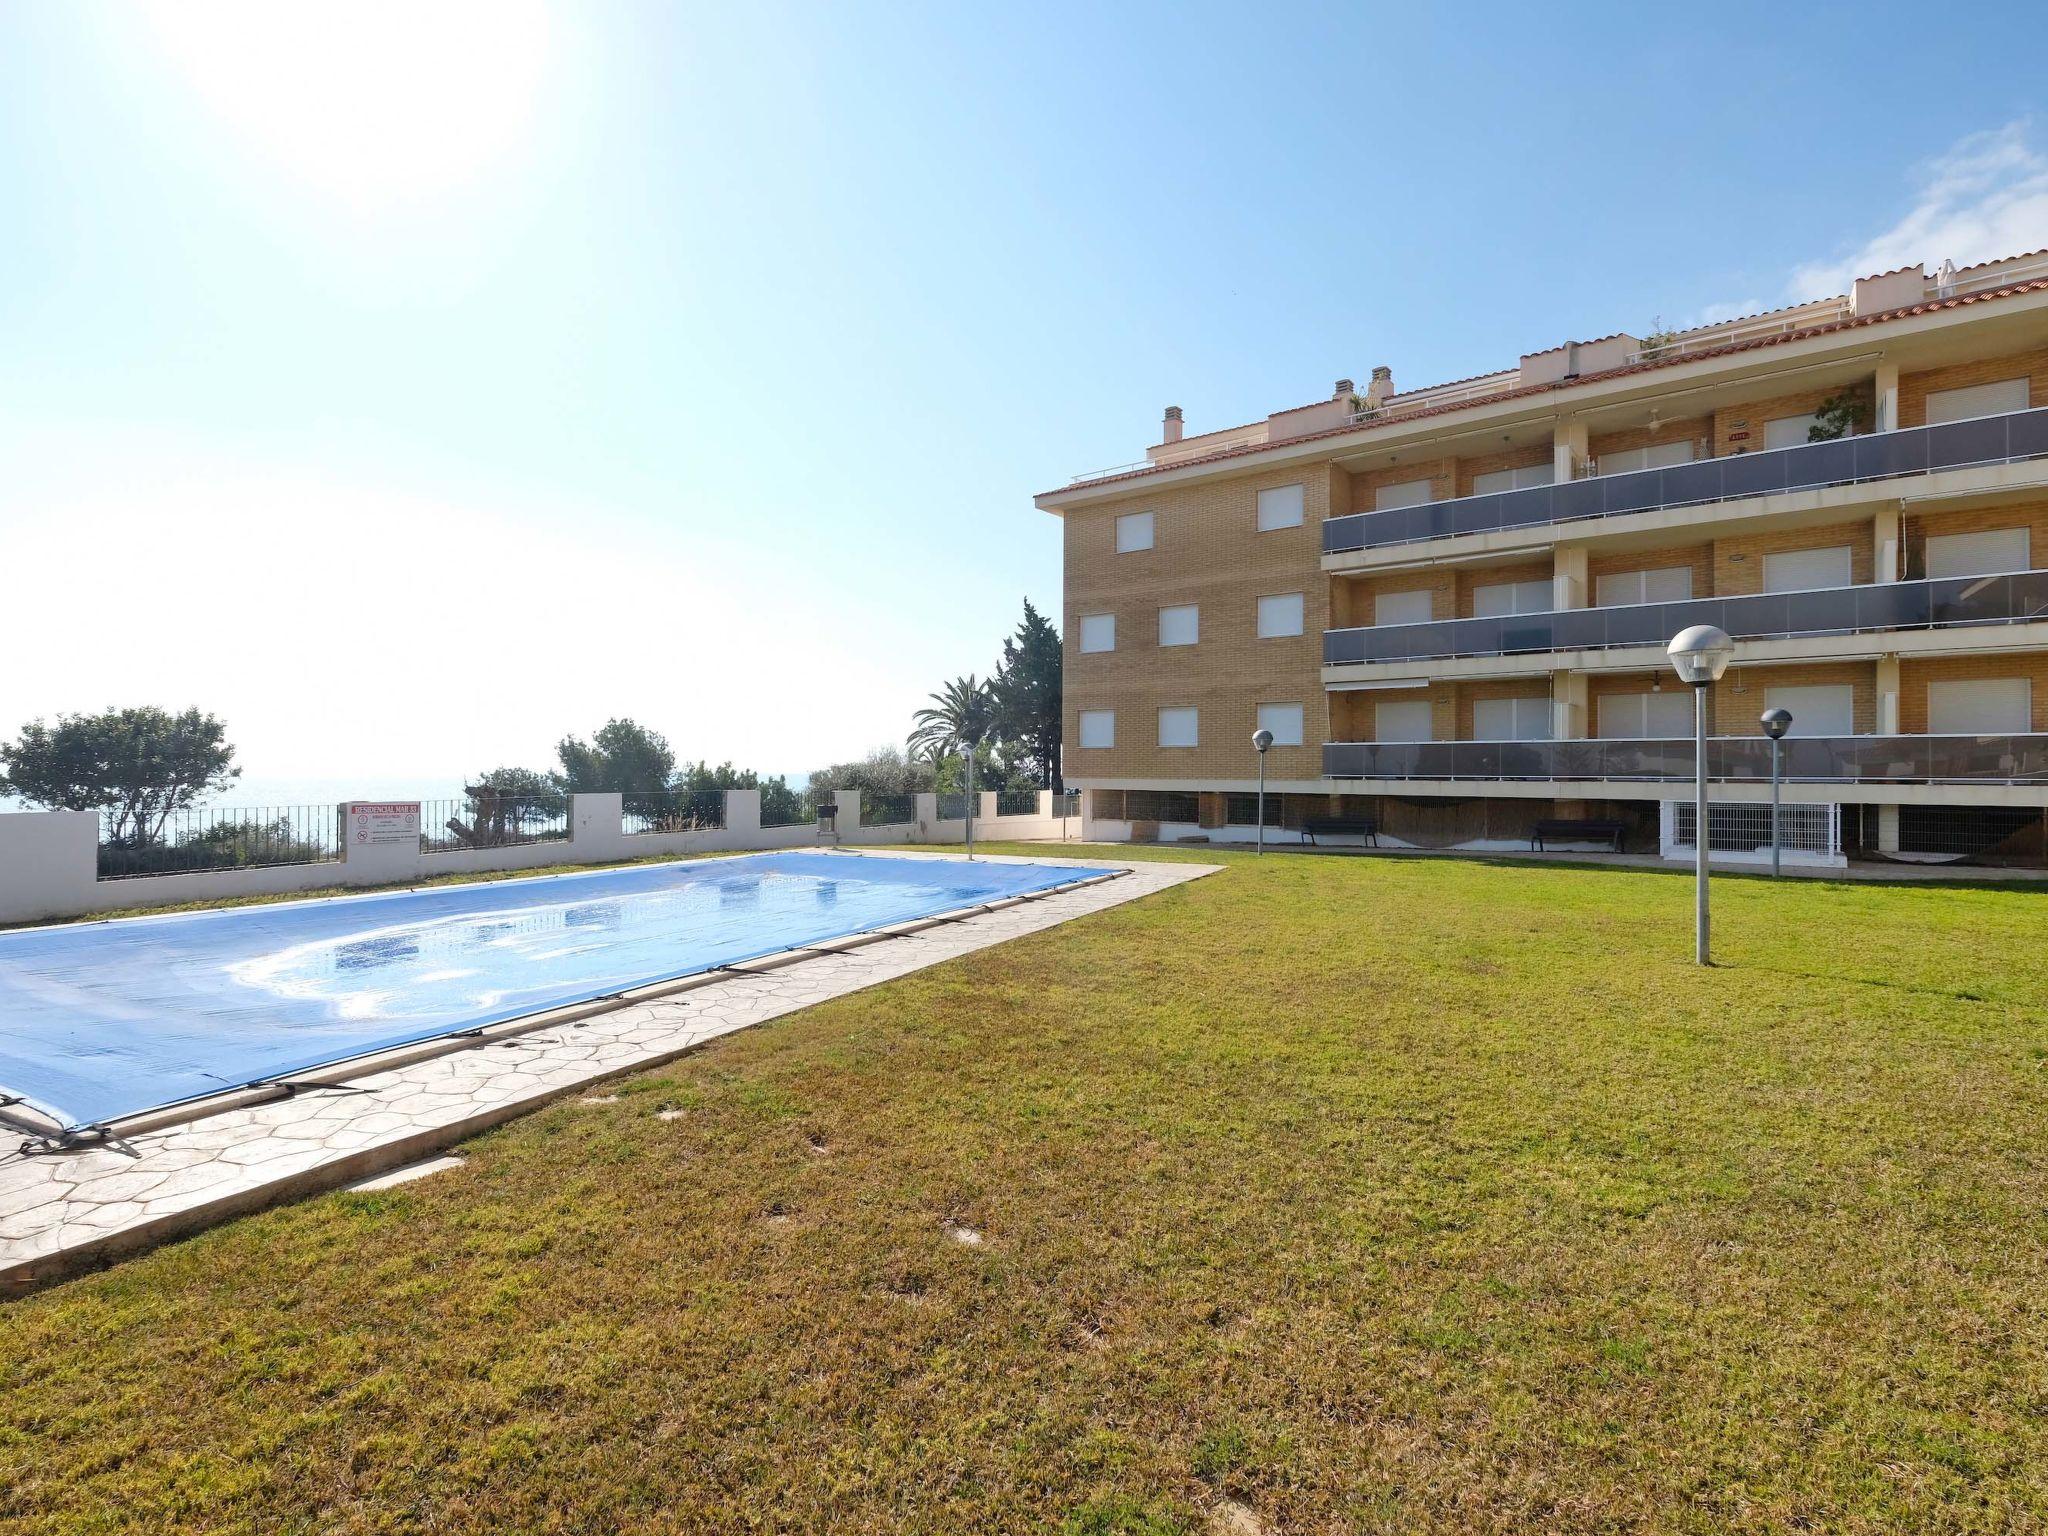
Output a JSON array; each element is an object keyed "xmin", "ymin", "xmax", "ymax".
[{"xmin": 0, "ymin": 791, "xmax": 1077, "ymax": 926}]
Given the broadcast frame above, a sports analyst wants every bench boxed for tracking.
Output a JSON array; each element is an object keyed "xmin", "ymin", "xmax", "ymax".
[
  {"xmin": 1300, "ymin": 816, "xmax": 1379, "ymax": 847},
  {"xmin": 1531, "ymin": 817, "xmax": 1629, "ymax": 852}
]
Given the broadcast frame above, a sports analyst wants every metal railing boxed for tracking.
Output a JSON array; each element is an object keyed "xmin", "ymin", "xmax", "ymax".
[
  {"xmin": 1323, "ymin": 406, "xmax": 2048, "ymax": 553},
  {"xmin": 859, "ymin": 794, "xmax": 916, "ymax": 827},
  {"xmin": 1326, "ymin": 569, "xmax": 2048, "ymax": 666},
  {"xmin": 97, "ymin": 804, "xmax": 342, "ymax": 880},
  {"xmin": 1624, "ymin": 303, "xmax": 1850, "ymax": 367},
  {"xmin": 760, "ymin": 787, "xmax": 823, "ymax": 828},
  {"xmin": 420, "ymin": 791, "xmax": 570, "ymax": 853},
  {"xmin": 621, "ymin": 788, "xmax": 725, "ymax": 836},
  {"xmin": 935, "ymin": 792, "xmax": 970, "ymax": 820},
  {"xmin": 1051, "ymin": 790, "xmax": 1081, "ymax": 819},
  {"xmin": 995, "ymin": 789, "xmax": 1040, "ymax": 816},
  {"xmin": 1323, "ymin": 734, "xmax": 2048, "ymax": 785}
]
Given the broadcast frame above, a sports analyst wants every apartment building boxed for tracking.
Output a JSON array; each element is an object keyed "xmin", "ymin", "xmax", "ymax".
[{"xmin": 1036, "ymin": 251, "xmax": 2048, "ymax": 867}]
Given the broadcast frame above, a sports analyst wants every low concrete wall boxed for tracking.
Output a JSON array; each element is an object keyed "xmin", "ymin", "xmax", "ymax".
[{"xmin": 0, "ymin": 791, "xmax": 1079, "ymax": 926}]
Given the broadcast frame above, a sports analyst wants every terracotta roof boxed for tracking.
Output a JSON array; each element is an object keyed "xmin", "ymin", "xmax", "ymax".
[{"xmin": 1040, "ymin": 273, "xmax": 2048, "ymax": 501}]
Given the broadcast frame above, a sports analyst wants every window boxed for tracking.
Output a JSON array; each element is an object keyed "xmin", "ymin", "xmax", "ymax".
[
  {"xmin": 1375, "ymin": 699, "xmax": 1435, "ymax": 742},
  {"xmin": 1078, "ymin": 613, "xmax": 1116, "ymax": 653},
  {"xmin": 1929, "ymin": 678, "xmax": 2031, "ymax": 734},
  {"xmin": 1077, "ymin": 710, "xmax": 1115, "ymax": 749},
  {"xmin": 1926, "ymin": 527, "xmax": 2030, "ymax": 578},
  {"xmin": 1256, "ymin": 484, "xmax": 1305, "ymax": 531},
  {"xmin": 1473, "ymin": 696, "xmax": 1553, "ymax": 741},
  {"xmin": 1373, "ymin": 477, "xmax": 1435, "ymax": 511},
  {"xmin": 1925, "ymin": 377, "xmax": 2029, "ymax": 425},
  {"xmin": 1256, "ymin": 702, "xmax": 1305, "ymax": 746},
  {"xmin": 1158, "ymin": 604, "xmax": 1199, "ymax": 647},
  {"xmin": 1256, "ymin": 592, "xmax": 1305, "ymax": 638},
  {"xmin": 1471, "ymin": 462, "xmax": 1556, "ymax": 495},
  {"xmin": 1597, "ymin": 440, "xmax": 1694, "ymax": 475},
  {"xmin": 1763, "ymin": 545, "xmax": 1852, "ymax": 593},
  {"xmin": 1764, "ymin": 412, "xmax": 1825, "ymax": 450},
  {"xmin": 1471, "ymin": 578, "xmax": 1552, "ymax": 617},
  {"xmin": 1157, "ymin": 707, "xmax": 1199, "ymax": 748},
  {"xmin": 1597, "ymin": 690, "xmax": 1694, "ymax": 738},
  {"xmin": 1375, "ymin": 588, "xmax": 1434, "ymax": 626},
  {"xmin": 1764, "ymin": 685, "xmax": 1855, "ymax": 737},
  {"xmin": 1596, "ymin": 566, "xmax": 1693, "ymax": 606},
  {"xmin": 1115, "ymin": 511, "xmax": 1154, "ymax": 553}
]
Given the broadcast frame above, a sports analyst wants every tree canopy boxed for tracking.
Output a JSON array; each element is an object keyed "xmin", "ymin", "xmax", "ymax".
[
  {"xmin": 1, "ymin": 706, "xmax": 240, "ymax": 845},
  {"xmin": 992, "ymin": 598, "xmax": 1062, "ymax": 788},
  {"xmin": 553, "ymin": 718, "xmax": 676, "ymax": 794}
]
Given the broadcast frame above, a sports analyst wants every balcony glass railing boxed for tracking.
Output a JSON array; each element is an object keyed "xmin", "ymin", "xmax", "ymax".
[
  {"xmin": 1322, "ymin": 735, "xmax": 2048, "ymax": 784},
  {"xmin": 1325, "ymin": 569, "xmax": 2048, "ymax": 666},
  {"xmin": 1322, "ymin": 406, "xmax": 2048, "ymax": 554}
]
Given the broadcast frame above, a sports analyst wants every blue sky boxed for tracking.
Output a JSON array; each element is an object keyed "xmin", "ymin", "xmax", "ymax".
[{"xmin": 3, "ymin": 2, "xmax": 2046, "ymax": 796}]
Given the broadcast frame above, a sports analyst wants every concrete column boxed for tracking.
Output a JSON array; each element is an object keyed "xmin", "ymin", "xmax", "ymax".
[
  {"xmin": 1874, "ymin": 504, "xmax": 1902, "ymax": 582},
  {"xmin": 568, "ymin": 793, "xmax": 628, "ymax": 864},
  {"xmin": 830, "ymin": 789, "xmax": 858, "ymax": 843},
  {"xmin": 1552, "ymin": 544, "xmax": 1589, "ymax": 611},
  {"xmin": 725, "ymin": 788, "xmax": 761, "ymax": 846},
  {"xmin": 914, "ymin": 791, "xmax": 940, "ymax": 835},
  {"xmin": 979, "ymin": 791, "xmax": 1000, "ymax": 823},
  {"xmin": 1874, "ymin": 361, "xmax": 1900, "ymax": 433},
  {"xmin": 0, "ymin": 810, "xmax": 99, "ymax": 926},
  {"xmin": 1876, "ymin": 655, "xmax": 1902, "ymax": 735},
  {"xmin": 1877, "ymin": 803, "xmax": 1902, "ymax": 852},
  {"xmin": 1553, "ymin": 416, "xmax": 1589, "ymax": 482},
  {"xmin": 340, "ymin": 801, "xmax": 428, "ymax": 884},
  {"xmin": 1552, "ymin": 671, "xmax": 1590, "ymax": 740}
]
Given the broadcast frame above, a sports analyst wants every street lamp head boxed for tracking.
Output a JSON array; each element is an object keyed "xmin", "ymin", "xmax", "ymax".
[
  {"xmin": 1666, "ymin": 624, "xmax": 1734, "ymax": 687},
  {"xmin": 1759, "ymin": 707, "xmax": 1793, "ymax": 740},
  {"xmin": 1251, "ymin": 729, "xmax": 1275, "ymax": 754}
]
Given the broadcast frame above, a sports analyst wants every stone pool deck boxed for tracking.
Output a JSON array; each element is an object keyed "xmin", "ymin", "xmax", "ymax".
[{"xmin": 1, "ymin": 851, "xmax": 1216, "ymax": 1295}]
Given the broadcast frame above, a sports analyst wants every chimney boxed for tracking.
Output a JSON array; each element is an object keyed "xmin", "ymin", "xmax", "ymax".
[
  {"xmin": 1332, "ymin": 378, "xmax": 1355, "ymax": 400},
  {"xmin": 1162, "ymin": 405, "xmax": 1183, "ymax": 444},
  {"xmin": 1365, "ymin": 365, "xmax": 1394, "ymax": 408}
]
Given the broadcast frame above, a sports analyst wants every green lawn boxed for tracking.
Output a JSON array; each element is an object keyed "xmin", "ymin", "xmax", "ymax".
[{"xmin": 4, "ymin": 846, "xmax": 2047, "ymax": 1534}]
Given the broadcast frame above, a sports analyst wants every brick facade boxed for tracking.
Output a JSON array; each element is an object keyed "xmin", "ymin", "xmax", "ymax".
[{"xmin": 1051, "ymin": 285, "xmax": 2048, "ymax": 829}]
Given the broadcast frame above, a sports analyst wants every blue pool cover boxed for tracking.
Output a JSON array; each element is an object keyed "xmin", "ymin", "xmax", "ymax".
[{"xmin": 0, "ymin": 851, "xmax": 1114, "ymax": 1131}]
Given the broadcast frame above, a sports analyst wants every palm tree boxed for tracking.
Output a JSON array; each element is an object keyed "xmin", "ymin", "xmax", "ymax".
[{"xmin": 908, "ymin": 675, "xmax": 997, "ymax": 857}]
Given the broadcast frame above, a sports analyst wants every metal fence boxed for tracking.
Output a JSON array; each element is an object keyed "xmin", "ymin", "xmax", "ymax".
[
  {"xmin": 1051, "ymin": 790, "xmax": 1081, "ymax": 820},
  {"xmin": 1671, "ymin": 800, "xmax": 1837, "ymax": 856},
  {"xmin": 859, "ymin": 794, "xmax": 916, "ymax": 827},
  {"xmin": 1324, "ymin": 569, "xmax": 2048, "ymax": 666},
  {"xmin": 1894, "ymin": 805, "xmax": 2048, "ymax": 862},
  {"xmin": 621, "ymin": 788, "xmax": 726, "ymax": 836},
  {"xmin": 1324, "ymin": 405, "xmax": 2048, "ymax": 552},
  {"xmin": 1325, "ymin": 735, "xmax": 2048, "ymax": 786},
  {"xmin": 996, "ymin": 789, "xmax": 1040, "ymax": 816},
  {"xmin": 420, "ymin": 791, "xmax": 571, "ymax": 853},
  {"xmin": 1223, "ymin": 793, "xmax": 1286, "ymax": 827},
  {"xmin": 97, "ymin": 804, "xmax": 342, "ymax": 880},
  {"xmin": 760, "ymin": 787, "xmax": 825, "ymax": 828},
  {"xmin": 935, "ymin": 792, "xmax": 970, "ymax": 820}
]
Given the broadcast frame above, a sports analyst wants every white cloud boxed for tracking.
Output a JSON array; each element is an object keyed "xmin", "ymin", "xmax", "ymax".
[{"xmin": 1787, "ymin": 121, "xmax": 2048, "ymax": 300}]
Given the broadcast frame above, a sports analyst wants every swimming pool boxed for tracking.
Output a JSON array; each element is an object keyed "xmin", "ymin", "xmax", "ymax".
[{"xmin": 0, "ymin": 851, "xmax": 1116, "ymax": 1132}]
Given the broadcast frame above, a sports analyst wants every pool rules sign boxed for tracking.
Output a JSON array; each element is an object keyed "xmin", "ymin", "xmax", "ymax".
[{"xmin": 343, "ymin": 802, "xmax": 420, "ymax": 854}]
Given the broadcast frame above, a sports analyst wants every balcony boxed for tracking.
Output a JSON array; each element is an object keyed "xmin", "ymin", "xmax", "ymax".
[
  {"xmin": 1323, "ymin": 735, "xmax": 2048, "ymax": 785},
  {"xmin": 1322, "ymin": 407, "xmax": 2048, "ymax": 555},
  {"xmin": 1324, "ymin": 569, "xmax": 2048, "ymax": 667}
]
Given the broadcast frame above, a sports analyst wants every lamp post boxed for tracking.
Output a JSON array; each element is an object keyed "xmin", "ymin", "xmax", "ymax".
[
  {"xmin": 1667, "ymin": 624, "xmax": 1735, "ymax": 965},
  {"xmin": 1759, "ymin": 707, "xmax": 1793, "ymax": 878},
  {"xmin": 1251, "ymin": 729, "xmax": 1274, "ymax": 854}
]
